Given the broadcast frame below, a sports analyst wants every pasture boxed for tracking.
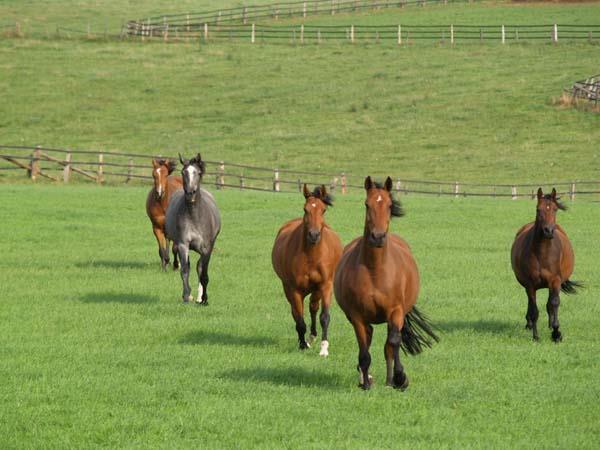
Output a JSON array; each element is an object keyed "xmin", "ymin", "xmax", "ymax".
[
  {"xmin": 1, "ymin": 184, "xmax": 599, "ymax": 448},
  {"xmin": 1, "ymin": 1, "xmax": 599, "ymax": 183}
]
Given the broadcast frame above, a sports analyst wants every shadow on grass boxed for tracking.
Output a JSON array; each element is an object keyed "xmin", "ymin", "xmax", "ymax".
[
  {"xmin": 437, "ymin": 319, "xmax": 514, "ymax": 335},
  {"xmin": 79, "ymin": 292, "xmax": 159, "ymax": 304},
  {"xmin": 221, "ymin": 366, "xmax": 343, "ymax": 390},
  {"xmin": 179, "ymin": 330, "xmax": 277, "ymax": 348},
  {"xmin": 75, "ymin": 260, "xmax": 152, "ymax": 270}
]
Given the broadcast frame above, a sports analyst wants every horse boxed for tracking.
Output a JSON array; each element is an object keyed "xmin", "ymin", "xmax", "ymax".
[
  {"xmin": 145, "ymin": 158, "xmax": 183, "ymax": 271},
  {"xmin": 271, "ymin": 184, "xmax": 343, "ymax": 356},
  {"xmin": 165, "ymin": 153, "xmax": 221, "ymax": 305},
  {"xmin": 511, "ymin": 187, "xmax": 581, "ymax": 342},
  {"xmin": 334, "ymin": 176, "xmax": 438, "ymax": 390}
]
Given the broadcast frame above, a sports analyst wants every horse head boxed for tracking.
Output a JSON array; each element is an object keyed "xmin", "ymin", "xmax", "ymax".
[
  {"xmin": 363, "ymin": 176, "xmax": 403, "ymax": 247},
  {"xmin": 151, "ymin": 158, "xmax": 176, "ymax": 200},
  {"xmin": 302, "ymin": 184, "xmax": 332, "ymax": 245},
  {"xmin": 180, "ymin": 153, "xmax": 205, "ymax": 205},
  {"xmin": 536, "ymin": 187, "xmax": 567, "ymax": 239}
]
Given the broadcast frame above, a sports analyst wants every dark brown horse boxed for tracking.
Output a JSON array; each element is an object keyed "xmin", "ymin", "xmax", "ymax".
[
  {"xmin": 146, "ymin": 158, "xmax": 183, "ymax": 271},
  {"xmin": 334, "ymin": 176, "xmax": 438, "ymax": 390},
  {"xmin": 511, "ymin": 187, "xmax": 581, "ymax": 342},
  {"xmin": 272, "ymin": 185, "xmax": 343, "ymax": 356}
]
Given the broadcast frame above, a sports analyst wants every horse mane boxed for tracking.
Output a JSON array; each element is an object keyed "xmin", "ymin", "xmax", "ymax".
[
  {"xmin": 156, "ymin": 158, "xmax": 177, "ymax": 174},
  {"xmin": 188, "ymin": 155, "xmax": 206, "ymax": 177},
  {"xmin": 311, "ymin": 186, "xmax": 334, "ymax": 207},
  {"xmin": 543, "ymin": 194, "xmax": 567, "ymax": 211},
  {"xmin": 372, "ymin": 181, "xmax": 404, "ymax": 217}
]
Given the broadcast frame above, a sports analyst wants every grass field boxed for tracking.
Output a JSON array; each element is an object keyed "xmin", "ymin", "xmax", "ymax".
[
  {"xmin": 1, "ymin": 184, "xmax": 599, "ymax": 448},
  {"xmin": 1, "ymin": 1, "xmax": 599, "ymax": 184}
]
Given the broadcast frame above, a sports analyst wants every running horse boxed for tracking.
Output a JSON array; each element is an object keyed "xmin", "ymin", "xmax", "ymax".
[
  {"xmin": 511, "ymin": 188, "xmax": 581, "ymax": 342},
  {"xmin": 146, "ymin": 158, "xmax": 183, "ymax": 271},
  {"xmin": 166, "ymin": 153, "xmax": 221, "ymax": 304},
  {"xmin": 334, "ymin": 176, "xmax": 438, "ymax": 390},
  {"xmin": 272, "ymin": 184, "xmax": 343, "ymax": 356}
]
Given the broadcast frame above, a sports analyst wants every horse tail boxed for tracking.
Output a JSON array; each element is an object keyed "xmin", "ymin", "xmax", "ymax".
[
  {"xmin": 561, "ymin": 279, "xmax": 584, "ymax": 295},
  {"xmin": 400, "ymin": 306, "xmax": 440, "ymax": 356}
]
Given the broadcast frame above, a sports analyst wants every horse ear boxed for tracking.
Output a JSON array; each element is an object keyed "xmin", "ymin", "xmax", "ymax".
[
  {"xmin": 551, "ymin": 188, "xmax": 557, "ymax": 200},
  {"xmin": 537, "ymin": 188, "xmax": 543, "ymax": 201},
  {"xmin": 167, "ymin": 159, "xmax": 177, "ymax": 174},
  {"xmin": 152, "ymin": 158, "xmax": 158, "ymax": 168},
  {"xmin": 364, "ymin": 176, "xmax": 373, "ymax": 191},
  {"xmin": 384, "ymin": 176, "xmax": 393, "ymax": 192},
  {"xmin": 303, "ymin": 184, "xmax": 311, "ymax": 199},
  {"xmin": 320, "ymin": 184, "xmax": 327, "ymax": 198},
  {"xmin": 179, "ymin": 153, "xmax": 185, "ymax": 165}
]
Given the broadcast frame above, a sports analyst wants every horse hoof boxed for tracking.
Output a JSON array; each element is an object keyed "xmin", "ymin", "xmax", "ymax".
[
  {"xmin": 308, "ymin": 334, "xmax": 317, "ymax": 345},
  {"xmin": 358, "ymin": 383, "xmax": 371, "ymax": 390},
  {"xmin": 319, "ymin": 340, "xmax": 329, "ymax": 357},
  {"xmin": 393, "ymin": 373, "xmax": 409, "ymax": 391},
  {"xmin": 196, "ymin": 300, "xmax": 209, "ymax": 307},
  {"xmin": 299, "ymin": 340, "xmax": 310, "ymax": 350},
  {"xmin": 183, "ymin": 295, "xmax": 193, "ymax": 303},
  {"xmin": 552, "ymin": 331, "xmax": 562, "ymax": 342}
]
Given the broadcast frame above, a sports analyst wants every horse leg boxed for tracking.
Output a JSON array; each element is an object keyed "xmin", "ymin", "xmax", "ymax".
[
  {"xmin": 318, "ymin": 283, "xmax": 334, "ymax": 357},
  {"xmin": 385, "ymin": 308, "xmax": 408, "ymax": 390},
  {"xmin": 195, "ymin": 253, "xmax": 211, "ymax": 306},
  {"xmin": 152, "ymin": 226, "xmax": 169, "ymax": 271},
  {"xmin": 353, "ymin": 320, "xmax": 373, "ymax": 390},
  {"xmin": 525, "ymin": 286, "xmax": 539, "ymax": 341},
  {"xmin": 547, "ymin": 282, "xmax": 562, "ymax": 342},
  {"xmin": 171, "ymin": 241, "xmax": 179, "ymax": 270},
  {"xmin": 308, "ymin": 292, "xmax": 321, "ymax": 346},
  {"xmin": 178, "ymin": 244, "xmax": 192, "ymax": 303},
  {"xmin": 285, "ymin": 286, "xmax": 309, "ymax": 350}
]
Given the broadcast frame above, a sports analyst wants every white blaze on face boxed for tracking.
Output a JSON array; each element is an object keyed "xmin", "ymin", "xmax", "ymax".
[
  {"xmin": 311, "ymin": 203, "xmax": 316, "ymax": 208},
  {"xmin": 155, "ymin": 169, "xmax": 164, "ymax": 196},
  {"xmin": 376, "ymin": 195, "xmax": 382, "ymax": 203}
]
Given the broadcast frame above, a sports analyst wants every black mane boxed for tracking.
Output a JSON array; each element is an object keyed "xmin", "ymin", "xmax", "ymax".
[
  {"xmin": 544, "ymin": 194, "xmax": 567, "ymax": 211},
  {"xmin": 311, "ymin": 186, "xmax": 334, "ymax": 207},
  {"xmin": 373, "ymin": 181, "xmax": 404, "ymax": 217}
]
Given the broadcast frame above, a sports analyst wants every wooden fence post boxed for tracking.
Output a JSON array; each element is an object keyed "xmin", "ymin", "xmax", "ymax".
[
  {"xmin": 511, "ymin": 186, "xmax": 517, "ymax": 200},
  {"xmin": 396, "ymin": 178, "xmax": 402, "ymax": 192},
  {"xmin": 204, "ymin": 23, "xmax": 208, "ymax": 41},
  {"xmin": 450, "ymin": 24, "xmax": 454, "ymax": 45},
  {"xmin": 243, "ymin": 7, "xmax": 248, "ymax": 24},
  {"xmin": 97, "ymin": 153, "xmax": 104, "ymax": 184},
  {"xmin": 331, "ymin": 0, "xmax": 335, "ymax": 15},
  {"xmin": 30, "ymin": 146, "xmax": 41, "ymax": 180},
  {"xmin": 454, "ymin": 181, "xmax": 459, "ymax": 198},
  {"xmin": 239, "ymin": 173, "xmax": 245, "ymax": 190},
  {"xmin": 317, "ymin": 29, "xmax": 322, "ymax": 44},
  {"xmin": 163, "ymin": 17, "xmax": 168, "ymax": 42},
  {"xmin": 217, "ymin": 161, "xmax": 225, "ymax": 189},
  {"xmin": 501, "ymin": 25, "xmax": 505, "ymax": 44},
  {"xmin": 251, "ymin": 23, "xmax": 255, "ymax": 43},
  {"xmin": 300, "ymin": 24, "xmax": 304, "ymax": 44},
  {"xmin": 398, "ymin": 25, "xmax": 402, "ymax": 45},
  {"xmin": 126, "ymin": 158, "xmax": 133, "ymax": 183},
  {"xmin": 341, "ymin": 173, "xmax": 347, "ymax": 194},
  {"xmin": 273, "ymin": 169, "xmax": 280, "ymax": 192},
  {"xmin": 350, "ymin": 24, "xmax": 355, "ymax": 43},
  {"xmin": 552, "ymin": 24, "xmax": 558, "ymax": 43},
  {"xmin": 303, "ymin": 2, "xmax": 307, "ymax": 18},
  {"xmin": 570, "ymin": 182, "xmax": 575, "ymax": 201},
  {"xmin": 63, "ymin": 152, "xmax": 72, "ymax": 183}
]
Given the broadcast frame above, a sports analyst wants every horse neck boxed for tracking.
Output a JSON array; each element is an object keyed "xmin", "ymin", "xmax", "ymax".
[{"xmin": 358, "ymin": 236, "xmax": 388, "ymax": 271}]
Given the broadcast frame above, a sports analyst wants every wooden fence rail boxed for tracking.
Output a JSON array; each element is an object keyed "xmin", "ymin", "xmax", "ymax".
[{"xmin": 1, "ymin": 145, "xmax": 599, "ymax": 200}]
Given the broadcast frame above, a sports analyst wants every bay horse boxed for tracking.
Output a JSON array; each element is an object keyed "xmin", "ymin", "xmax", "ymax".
[
  {"xmin": 145, "ymin": 158, "xmax": 183, "ymax": 271},
  {"xmin": 165, "ymin": 153, "xmax": 221, "ymax": 305},
  {"xmin": 511, "ymin": 187, "xmax": 581, "ymax": 342},
  {"xmin": 271, "ymin": 184, "xmax": 343, "ymax": 356},
  {"xmin": 334, "ymin": 176, "xmax": 438, "ymax": 390}
]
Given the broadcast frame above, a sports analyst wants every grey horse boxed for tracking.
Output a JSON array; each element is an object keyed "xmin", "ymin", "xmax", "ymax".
[{"xmin": 165, "ymin": 153, "xmax": 221, "ymax": 304}]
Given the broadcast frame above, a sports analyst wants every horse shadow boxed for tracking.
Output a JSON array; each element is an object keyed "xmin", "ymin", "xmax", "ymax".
[
  {"xmin": 436, "ymin": 319, "xmax": 515, "ymax": 335},
  {"xmin": 221, "ymin": 366, "xmax": 343, "ymax": 390},
  {"xmin": 75, "ymin": 260, "xmax": 151, "ymax": 270},
  {"xmin": 179, "ymin": 330, "xmax": 277, "ymax": 348},
  {"xmin": 79, "ymin": 292, "xmax": 159, "ymax": 304}
]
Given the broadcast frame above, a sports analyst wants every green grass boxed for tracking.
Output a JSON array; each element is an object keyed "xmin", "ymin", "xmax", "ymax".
[
  {"xmin": 0, "ymin": 1, "xmax": 599, "ymax": 185},
  {"xmin": 1, "ymin": 184, "xmax": 599, "ymax": 448}
]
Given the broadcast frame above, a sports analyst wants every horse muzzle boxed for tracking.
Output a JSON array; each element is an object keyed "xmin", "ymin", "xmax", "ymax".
[
  {"xmin": 307, "ymin": 230, "xmax": 321, "ymax": 245},
  {"xmin": 185, "ymin": 191, "xmax": 197, "ymax": 204},
  {"xmin": 368, "ymin": 232, "xmax": 387, "ymax": 247},
  {"xmin": 542, "ymin": 226, "xmax": 555, "ymax": 239}
]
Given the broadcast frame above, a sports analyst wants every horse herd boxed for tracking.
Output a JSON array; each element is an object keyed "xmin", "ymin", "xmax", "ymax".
[{"xmin": 146, "ymin": 154, "xmax": 580, "ymax": 390}]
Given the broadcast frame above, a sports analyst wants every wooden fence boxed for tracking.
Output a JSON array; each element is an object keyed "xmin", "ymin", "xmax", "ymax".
[{"xmin": 1, "ymin": 145, "xmax": 599, "ymax": 200}]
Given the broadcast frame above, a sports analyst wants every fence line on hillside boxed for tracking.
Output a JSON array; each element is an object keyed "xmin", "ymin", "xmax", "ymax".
[{"xmin": 1, "ymin": 145, "xmax": 598, "ymax": 200}]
